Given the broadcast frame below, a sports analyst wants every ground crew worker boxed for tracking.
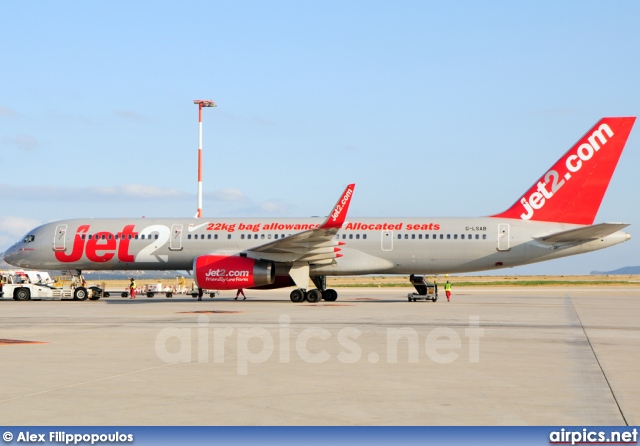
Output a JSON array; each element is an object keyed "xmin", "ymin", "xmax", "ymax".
[
  {"xmin": 445, "ymin": 280, "xmax": 452, "ymax": 302},
  {"xmin": 129, "ymin": 278, "xmax": 137, "ymax": 299},
  {"xmin": 235, "ymin": 289, "xmax": 246, "ymax": 300}
]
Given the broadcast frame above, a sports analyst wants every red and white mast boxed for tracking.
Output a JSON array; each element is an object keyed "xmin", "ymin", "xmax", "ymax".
[{"xmin": 193, "ymin": 99, "xmax": 216, "ymax": 218}]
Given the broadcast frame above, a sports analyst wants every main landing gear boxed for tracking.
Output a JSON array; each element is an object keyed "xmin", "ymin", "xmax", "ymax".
[{"xmin": 289, "ymin": 276, "xmax": 339, "ymax": 303}]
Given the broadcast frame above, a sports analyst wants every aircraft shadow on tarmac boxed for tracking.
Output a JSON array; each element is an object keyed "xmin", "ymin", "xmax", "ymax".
[{"xmin": 100, "ymin": 297, "xmax": 406, "ymax": 304}]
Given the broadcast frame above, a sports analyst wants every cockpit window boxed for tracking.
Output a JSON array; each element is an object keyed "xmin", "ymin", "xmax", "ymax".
[{"xmin": 22, "ymin": 234, "xmax": 35, "ymax": 243}]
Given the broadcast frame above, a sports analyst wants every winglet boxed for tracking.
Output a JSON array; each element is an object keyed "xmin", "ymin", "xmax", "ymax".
[
  {"xmin": 321, "ymin": 183, "xmax": 356, "ymax": 229},
  {"xmin": 492, "ymin": 117, "xmax": 635, "ymax": 225}
]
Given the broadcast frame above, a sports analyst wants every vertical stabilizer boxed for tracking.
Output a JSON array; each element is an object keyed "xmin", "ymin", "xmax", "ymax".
[{"xmin": 492, "ymin": 117, "xmax": 635, "ymax": 225}]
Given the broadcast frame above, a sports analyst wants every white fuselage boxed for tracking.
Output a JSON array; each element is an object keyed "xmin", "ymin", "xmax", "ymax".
[{"xmin": 3, "ymin": 216, "xmax": 629, "ymax": 276}]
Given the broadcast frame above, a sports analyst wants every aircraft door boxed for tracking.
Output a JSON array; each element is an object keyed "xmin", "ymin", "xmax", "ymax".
[
  {"xmin": 381, "ymin": 231, "xmax": 393, "ymax": 251},
  {"xmin": 497, "ymin": 224, "xmax": 510, "ymax": 251},
  {"xmin": 53, "ymin": 224, "xmax": 67, "ymax": 251},
  {"xmin": 170, "ymin": 224, "xmax": 183, "ymax": 251}
]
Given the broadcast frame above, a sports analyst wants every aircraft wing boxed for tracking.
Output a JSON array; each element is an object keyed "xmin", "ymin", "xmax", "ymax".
[
  {"xmin": 536, "ymin": 223, "xmax": 629, "ymax": 244},
  {"xmin": 245, "ymin": 184, "xmax": 355, "ymax": 264}
]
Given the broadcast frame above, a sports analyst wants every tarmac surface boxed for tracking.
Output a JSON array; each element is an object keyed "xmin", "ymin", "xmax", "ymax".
[{"xmin": 0, "ymin": 286, "xmax": 638, "ymax": 426}]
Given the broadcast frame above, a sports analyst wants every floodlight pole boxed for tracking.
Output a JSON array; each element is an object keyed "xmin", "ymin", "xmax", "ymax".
[{"xmin": 193, "ymin": 99, "xmax": 216, "ymax": 218}]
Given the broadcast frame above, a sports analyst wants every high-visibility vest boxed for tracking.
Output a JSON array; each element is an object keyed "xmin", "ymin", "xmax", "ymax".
[{"xmin": 444, "ymin": 283, "xmax": 452, "ymax": 291}]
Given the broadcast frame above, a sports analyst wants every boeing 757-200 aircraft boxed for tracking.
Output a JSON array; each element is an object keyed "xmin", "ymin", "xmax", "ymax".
[{"xmin": 3, "ymin": 117, "xmax": 635, "ymax": 302}]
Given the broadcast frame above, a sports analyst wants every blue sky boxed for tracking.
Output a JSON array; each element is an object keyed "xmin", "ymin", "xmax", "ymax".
[{"xmin": 1, "ymin": 1, "xmax": 639, "ymax": 274}]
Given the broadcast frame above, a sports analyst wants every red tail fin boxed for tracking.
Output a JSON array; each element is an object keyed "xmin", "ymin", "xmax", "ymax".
[{"xmin": 492, "ymin": 117, "xmax": 635, "ymax": 225}]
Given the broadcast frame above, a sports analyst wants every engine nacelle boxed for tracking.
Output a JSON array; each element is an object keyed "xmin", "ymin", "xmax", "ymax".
[{"xmin": 193, "ymin": 255, "xmax": 275, "ymax": 290}]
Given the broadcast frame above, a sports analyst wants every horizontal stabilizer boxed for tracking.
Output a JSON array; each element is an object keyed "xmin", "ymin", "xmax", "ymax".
[{"xmin": 536, "ymin": 223, "xmax": 629, "ymax": 244}]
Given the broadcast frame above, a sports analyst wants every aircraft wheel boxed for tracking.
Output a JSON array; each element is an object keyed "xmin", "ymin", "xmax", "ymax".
[
  {"xmin": 15, "ymin": 288, "xmax": 31, "ymax": 301},
  {"xmin": 121, "ymin": 292, "xmax": 128, "ymax": 298},
  {"xmin": 166, "ymin": 292, "xmax": 173, "ymax": 298},
  {"xmin": 104, "ymin": 292, "xmax": 110, "ymax": 298},
  {"xmin": 74, "ymin": 287, "xmax": 88, "ymax": 301},
  {"xmin": 147, "ymin": 292, "xmax": 154, "ymax": 298},
  {"xmin": 290, "ymin": 289, "xmax": 305, "ymax": 303},
  {"xmin": 209, "ymin": 293, "xmax": 216, "ymax": 298},
  {"xmin": 306, "ymin": 289, "xmax": 322, "ymax": 303},
  {"xmin": 323, "ymin": 289, "xmax": 338, "ymax": 301}
]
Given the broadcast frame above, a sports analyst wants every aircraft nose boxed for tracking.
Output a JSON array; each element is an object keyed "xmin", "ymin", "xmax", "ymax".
[
  {"xmin": 3, "ymin": 246, "xmax": 16, "ymax": 264},
  {"xmin": 3, "ymin": 244, "xmax": 23, "ymax": 267}
]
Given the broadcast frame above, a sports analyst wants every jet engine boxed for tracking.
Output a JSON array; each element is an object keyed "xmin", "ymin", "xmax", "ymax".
[{"xmin": 193, "ymin": 255, "xmax": 275, "ymax": 290}]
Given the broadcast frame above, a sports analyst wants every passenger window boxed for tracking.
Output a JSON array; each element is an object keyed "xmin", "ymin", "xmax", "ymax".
[
  {"xmin": 261, "ymin": 234, "xmax": 265, "ymax": 239},
  {"xmin": 483, "ymin": 234, "xmax": 487, "ymax": 239},
  {"xmin": 349, "ymin": 234, "xmax": 353, "ymax": 239},
  {"xmin": 141, "ymin": 235, "xmax": 145, "ymax": 240},
  {"xmin": 356, "ymin": 234, "xmax": 360, "ymax": 239},
  {"xmin": 227, "ymin": 234, "xmax": 232, "ymax": 239},
  {"xmin": 207, "ymin": 234, "xmax": 211, "ymax": 239},
  {"xmin": 363, "ymin": 234, "xmax": 367, "ymax": 239},
  {"xmin": 460, "ymin": 234, "xmax": 464, "ymax": 239},
  {"xmin": 82, "ymin": 235, "xmax": 86, "ymax": 240},
  {"xmin": 156, "ymin": 234, "xmax": 159, "ymax": 239},
  {"xmin": 397, "ymin": 234, "xmax": 401, "ymax": 239},
  {"xmin": 418, "ymin": 234, "xmax": 422, "ymax": 239},
  {"xmin": 404, "ymin": 234, "xmax": 409, "ymax": 239},
  {"xmin": 475, "ymin": 234, "xmax": 479, "ymax": 239},
  {"xmin": 188, "ymin": 234, "xmax": 192, "ymax": 240},
  {"xmin": 411, "ymin": 234, "xmax": 415, "ymax": 239},
  {"xmin": 440, "ymin": 234, "xmax": 444, "ymax": 239},
  {"xmin": 268, "ymin": 234, "xmax": 272, "ymax": 239},
  {"xmin": 447, "ymin": 234, "xmax": 451, "ymax": 239},
  {"xmin": 344, "ymin": 234, "xmax": 348, "ymax": 240},
  {"xmin": 425, "ymin": 234, "xmax": 429, "ymax": 239},
  {"xmin": 275, "ymin": 234, "xmax": 279, "ymax": 239},
  {"xmin": 215, "ymin": 234, "xmax": 218, "ymax": 240},
  {"xmin": 241, "ymin": 234, "xmax": 245, "ymax": 240}
]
